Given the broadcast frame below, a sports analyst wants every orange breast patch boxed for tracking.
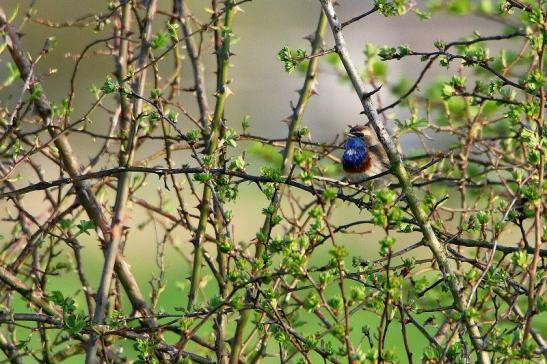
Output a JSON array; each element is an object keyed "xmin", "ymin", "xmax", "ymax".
[{"xmin": 343, "ymin": 154, "xmax": 372, "ymax": 173}]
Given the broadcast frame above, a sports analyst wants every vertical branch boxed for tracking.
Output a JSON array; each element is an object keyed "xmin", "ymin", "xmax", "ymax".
[
  {"xmin": 523, "ymin": 26, "xmax": 545, "ymax": 342},
  {"xmin": 115, "ymin": 2, "xmax": 132, "ymax": 167},
  {"xmin": 176, "ymin": 0, "xmax": 211, "ymax": 129},
  {"xmin": 377, "ymin": 246, "xmax": 392, "ymax": 360},
  {"xmin": 187, "ymin": 0, "xmax": 236, "ymax": 310},
  {"xmin": 85, "ymin": 1, "xmax": 158, "ymax": 362},
  {"xmin": 317, "ymin": 1, "xmax": 490, "ymax": 363},
  {"xmin": 398, "ymin": 304, "xmax": 414, "ymax": 364},
  {"xmin": 322, "ymin": 214, "xmax": 356, "ymax": 363}
]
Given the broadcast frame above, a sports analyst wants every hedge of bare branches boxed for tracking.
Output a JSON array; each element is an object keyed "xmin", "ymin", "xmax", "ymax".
[{"xmin": 0, "ymin": 0, "xmax": 545, "ymax": 363}]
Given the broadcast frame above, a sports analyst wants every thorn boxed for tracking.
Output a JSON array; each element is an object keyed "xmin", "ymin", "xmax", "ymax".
[
  {"xmin": 310, "ymin": 86, "xmax": 319, "ymax": 96},
  {"xmin": 233, "ymin": 5, "xmax": 245, "ymax": 14},
  {"xmin": 303, "ymin": 32, "xmax": 315, "ymax": 44},
  {"xmin": 361, "ymin": 84, "xmax": 383, "ymax": 100},
  {"xmin": 163, "ymin": 173, "xmax": 170, "ymax": 190},
  {"xmin": 224, "ymin": 85, "xmax": 235, "ymax": 98},
  {"xmin": 280, "ymin": 115, "xmax": 292, "ymax": 124}
]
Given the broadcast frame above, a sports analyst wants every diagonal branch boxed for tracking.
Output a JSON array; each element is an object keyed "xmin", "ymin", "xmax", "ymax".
[{"xmin": 317, "ymin": 1, "xmax": 491, "ymax": 363}]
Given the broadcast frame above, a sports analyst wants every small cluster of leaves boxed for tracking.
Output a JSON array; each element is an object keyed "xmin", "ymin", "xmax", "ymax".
[
  {"xmin": 378, "ymin": 44, "xmax": 411, "ymax": 61},
  {"xmin": 278, "ymin": 46, "xmax": 307, "ymax": 74},
  {"xmin": 151, "ymin": 31, "xmax": 170, "ymax": 50},
  {"xmin": 371, "ymin": 189, "xmax": 406, "ymax": 231},
  {"xmin": 462, "ymin": 44, "xmax": 492, "ymax": 66},
  {"xmin": 441, "ymin": 75, "xmax": 467, "ymax": 99},
  {"xmin": 219, "ymin": 128, "xmax": 239, "ymax": 148},
  {"xmin": 375, "ymin": 0, "xmax": 410, "ymax": 16},
  {"xmin": 100, "ymin": 76, "xmax": 118, "ymax": 94},
  {"xmin": 215, "ymin": 175, "xmax": 239, "ymax": 202},
  {"xmin": 49, "ymin": 291, "xmax": 87, "ymax": 335},
  {"xmin": 134, "ymin": 338, "xmax": 160, "ymax": 364},
  {"xmin": 260, "ymin": 166, "xmax": 283, "ymax": 183}
]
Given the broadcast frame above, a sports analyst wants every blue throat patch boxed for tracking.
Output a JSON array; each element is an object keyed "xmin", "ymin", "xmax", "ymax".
[{"xmin": 342, "ymin": 137, "xmax": 367, "ymax": 169}]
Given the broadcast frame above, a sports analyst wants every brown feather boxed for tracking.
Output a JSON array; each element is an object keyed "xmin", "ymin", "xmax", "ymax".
[{"xmin": 369, "ymin": 145, "xmax": 389, "ymax": 168}]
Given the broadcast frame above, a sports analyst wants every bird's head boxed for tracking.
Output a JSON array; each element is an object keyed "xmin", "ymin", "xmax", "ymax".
[{"xmin": 346, "ymin": 124, "xmax": 376, "ymax": 145}]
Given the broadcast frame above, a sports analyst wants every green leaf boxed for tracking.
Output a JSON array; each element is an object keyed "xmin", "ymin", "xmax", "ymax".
[
  {"xmin": 59, "ymin": 218, "xmax": 75, "ymax": 230},
  {"xmin": 378, "ymin": 46, "xmax": 397, "ymax": 61},
  {"xmin": 375, "ymin": 0, "xmax": 410, "ymax": 16},
  {"xmin": 151, "ymin": 31, "xmax": 169, "ymax": 49},
  {"xmin": 194, "ymin": 172, "xmax": 212, "ymax": 183},
  {"xmin": 323, "ymin": 187, "xmax": 337, "ymax": 201},
  {"xmin": 11, "ymin": 139, "xmax": 24, "ymax": 159},
  {"xmin": 100, "ymin": 76, "xmax": 117, "ymax": 94},
  {"xmin": 49, "ymin": 291, "xmax": 65, "ymax": 306},
  {"xmin": 150, "ymin": 88, "xmax": 162, "ymax": 99},
  {"xmin": 241, "ymin": 114, "xmax": 251, "ymax": 132},
  {"xmin": 511, "ymin": 250, "xmax": 528, "ymax": 268},
  {"xmin": 166, "ymin": 22, "xmax": 179, "ymax": 41},
  {"xmin": 65, "ymin": 313, "xmax": 87, "ymax": 334},
  {"xmin": 185, "ymin": 129, "xmax": 201, "ymax": 144},
  {"xmin": 277, "ymin": 46, "xmax": 307, "ymax": 74},
  {"xmin": 76, "ymin": 220, "xmax": 95, "ymax": 236},
  {"xmin": 30, "ymin": 84, "xmax": 43, "ymax": 101}
]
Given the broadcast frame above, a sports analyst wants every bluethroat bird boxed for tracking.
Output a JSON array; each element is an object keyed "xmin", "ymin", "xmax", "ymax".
[{"xmin": 342, "ymin": 124, "xmax": 390, "ymax": 184}]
